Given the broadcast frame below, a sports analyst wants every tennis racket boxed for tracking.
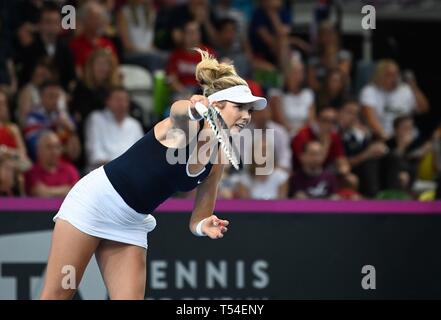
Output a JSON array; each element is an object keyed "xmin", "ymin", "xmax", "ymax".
[{"xmin": 194, "ymin": 102, "xmax": 240, "ymax": 170}]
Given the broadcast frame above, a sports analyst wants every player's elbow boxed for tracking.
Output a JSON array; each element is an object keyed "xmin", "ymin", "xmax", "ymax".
[{"xmin": 170, "ymin": 101, "xmax": 189, "ymax": 122}]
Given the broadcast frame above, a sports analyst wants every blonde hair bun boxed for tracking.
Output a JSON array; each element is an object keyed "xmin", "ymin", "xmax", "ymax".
[{"xmin": 194, "ymin": 48, "xmax": 247, "ymax": 96}]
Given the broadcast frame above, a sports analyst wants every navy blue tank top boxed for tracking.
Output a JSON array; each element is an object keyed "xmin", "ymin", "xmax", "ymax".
[{"xmin": 104, "ymin": 120, "xmax": 215, "ymax": 214}]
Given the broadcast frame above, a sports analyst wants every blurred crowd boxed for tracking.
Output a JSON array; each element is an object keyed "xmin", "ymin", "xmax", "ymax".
[{"xmin": 0, "ymin": 0, "xmax": 440, "ymax": 200}]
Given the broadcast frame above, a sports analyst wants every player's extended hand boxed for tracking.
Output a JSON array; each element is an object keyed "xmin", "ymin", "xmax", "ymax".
[
  {"xmin": 189, "ymin": 95, "xmax": 209, "ymax": 108},
  {"xmin": 202, "ymin": 215, "xmax": 229, "ymax": 239}
]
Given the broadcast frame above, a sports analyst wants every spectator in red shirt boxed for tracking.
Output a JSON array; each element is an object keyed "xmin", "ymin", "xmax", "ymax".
[
  {"xmin": 292, "ymin": 107, "xmax": 347, "ymax": 170},
  {"xmin": 0, "ymin": 89, "xmax": 32, "ymax": 172},
  {"xmin": 166, "ymin": 20, "xmax": 215, "ymax": 100},
  {"xmin": 69, "ymin": 1, "xmax": 118, "ymax": 74},
  {"xmin": 292, "ymin": 106, "xmax": 360, "ymax": 196},
  {"xmin": 25, "ymin": 131, "xmax": 79, "ymax": 197}
]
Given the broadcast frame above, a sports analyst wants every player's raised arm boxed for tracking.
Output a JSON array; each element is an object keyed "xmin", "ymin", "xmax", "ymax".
[{"xmin": 169, "ymin": 95, "xmax": 209, "ymax": 134}]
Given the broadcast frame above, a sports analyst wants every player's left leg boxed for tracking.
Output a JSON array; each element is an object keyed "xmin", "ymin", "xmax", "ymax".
[{"xmin": 95, "ymin": 240, "xmax": 147, "ymax": 300}]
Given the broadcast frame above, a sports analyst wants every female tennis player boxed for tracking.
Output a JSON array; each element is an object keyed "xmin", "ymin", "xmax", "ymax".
[{"xmin": 40, "ymin": 50, "xmax": 267, "ymax": 299}]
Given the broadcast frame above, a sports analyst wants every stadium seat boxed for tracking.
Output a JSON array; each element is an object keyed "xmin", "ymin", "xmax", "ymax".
[{"xmin": 120, "ymin": 64, "xmax": 155, "ymax": 129}]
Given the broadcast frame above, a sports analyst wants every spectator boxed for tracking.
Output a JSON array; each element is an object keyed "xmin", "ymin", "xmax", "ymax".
[
  {"xmin": 249, "ymin": 0, "xmax": 309, "ymax": 69},
  {"xmin": 211, "ymin": 0, "xmax": 266, "ymax": 77},
  {"xmin": 17, "ymin": 60, "xmax": 66, "ymax": 128},
  {"xmin": 154, "ymin": 0, "xmax": 218, "ymax": 50},
  {"xmin": 269, "ymin": 58, "xmax": 315, "ymax": 136},
  {"xmin": 307, "ymin": 20, "xmax": 352, "ymax": 92},
  {"xmin": 69, "ymin": 48, "xmax": 121, "ymax": 125},
  {"xmin": 381, "ymin": 115, "xmax": 432, "ymax": 192},
  {"xmin": 0, "ymin": 154, "xmax": 23, "ymax": 196},
  {"xmin": 24, "ymin": 81, "xmax": 80, "ymax": 162},
  {"xmin": 290, "ymin": 140, "xmax": 339, "ymax": 199},
  {"xmin": 69, "ymin": 1, "xmax": 118, "ymax": 73},
  {"xmin": 25, "ymin": 131, "xmax": 79, "ymax": 197},
  {"xmin": 316, "ymin": 68, "xmax": 348, "ymax": 112},
  {"xmin": 292, "ymin": 107, "xmax": 348, "ymax": 174},
  {"xmin": 14, "ymin": 2, "xmax": 76, "ymax": 90},
  {"xmin": 213, "ymin": 17, "xmax": 252, "ymax": 78},
  {"xmin": 117, "ymin": 0, "xmax": 168, "ymax": 72},
  {"xmin": 166, "ymin": 20, "xmax": 215, "ymax": 100},
  {"xmin": 85, "ymin": 87, "xmax": 143, "ymax": 171},
  {"xmin": 0, "ymin": 0, "xmax": 17, "ymax": 98},
  {"xmin": 247, "ymin": 83, "xmax": 292, "ymax": 171},
  {"xmin": 234, "ymin": 137, "xmax": 289, "ymax": 199},
  {"xmin": 213, "ymin": 0, "xmax": 248, "ymax": 39},
  {"xmin": 338, "ymin": 100, "xmax": 388, "ymax": 197},
  {"xmin": 0, "ymin": 89, "xmax": 32, "ymax": 172},
  {"xmin": 13, "ymin": 0, "xmax": 43, "ymax": 65},
  {"xmin": 360, "ymin": 59, "xmax": 429, "ymax": 140}
]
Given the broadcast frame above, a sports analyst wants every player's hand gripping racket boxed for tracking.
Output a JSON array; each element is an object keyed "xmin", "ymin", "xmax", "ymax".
[{"xmin": 194, "ymin": 102, "xmax": 240, "ymax": 170}]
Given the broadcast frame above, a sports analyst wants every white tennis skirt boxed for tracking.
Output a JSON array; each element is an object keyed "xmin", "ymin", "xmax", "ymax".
[{"xmin": 54, "ymin": 166, "xmax": 157, "ymax": 249}]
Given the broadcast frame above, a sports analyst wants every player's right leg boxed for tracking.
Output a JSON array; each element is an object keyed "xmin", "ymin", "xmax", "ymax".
[{"xmin": 40, "ymin": 219, "xmax": 101, "ymax": 299}]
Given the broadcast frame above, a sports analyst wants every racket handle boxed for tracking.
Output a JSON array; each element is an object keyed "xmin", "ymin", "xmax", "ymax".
[{"xmin": 194, "ymin": 102, "xmax": 209, "ymax": 117}]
